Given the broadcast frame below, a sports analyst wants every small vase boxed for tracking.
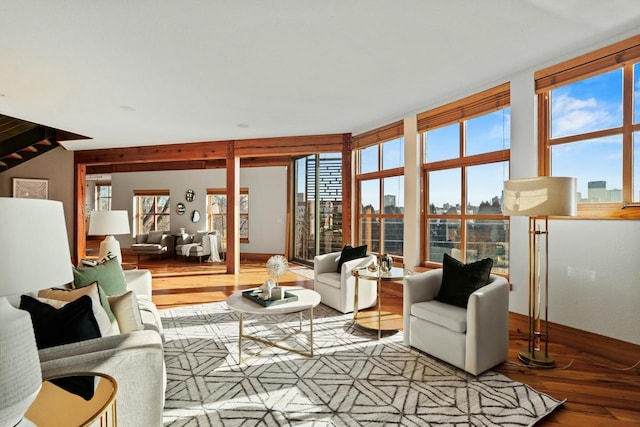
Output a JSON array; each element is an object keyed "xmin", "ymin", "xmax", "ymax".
[{"xmin": 271, "ymin": 286, "xmax": 284, "ymax": 300}]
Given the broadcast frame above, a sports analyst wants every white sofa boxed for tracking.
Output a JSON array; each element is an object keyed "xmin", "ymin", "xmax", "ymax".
[
  {"xmin": 313, "ymin": 251, "xmax": 377, "ymax": 314},
  {"xmin": 403, "ymin": 269, "xmax": 509, "ymax": 376},
  {"xmin": 16, "ymin": 269, "xmax": 166, "ymax": 427}
]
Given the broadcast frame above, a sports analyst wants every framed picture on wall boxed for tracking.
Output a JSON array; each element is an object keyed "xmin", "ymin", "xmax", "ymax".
[{"xmin": 12, "ymin": 178, "xmax": 49, "ymax": 199}]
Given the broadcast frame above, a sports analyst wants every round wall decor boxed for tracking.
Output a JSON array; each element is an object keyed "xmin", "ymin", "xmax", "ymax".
[
  {"xmin": 176, "ymin": 203, "xmax": 186, "ymax": 215},
  {"xmin": 185, "ymin": 189, "xmax": 196, "ymax": 202}
]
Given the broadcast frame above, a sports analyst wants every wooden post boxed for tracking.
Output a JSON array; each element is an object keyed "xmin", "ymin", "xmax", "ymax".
[
  {"xmin": 74, "ymin": 159, "xmax": 87, "ymax": 265},
  {"xmin": 226, "ymin": 141, "xmax": 240, "ymax": 274}
]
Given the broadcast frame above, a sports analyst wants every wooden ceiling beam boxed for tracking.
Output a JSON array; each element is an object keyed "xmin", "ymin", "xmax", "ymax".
[
  {"xmin": 74, "ymin": 140, "xmax": 230, "ymax": 165},
  {"xmin": 234, "ymin": 134, "xmax": 346, "ymax": 157}
]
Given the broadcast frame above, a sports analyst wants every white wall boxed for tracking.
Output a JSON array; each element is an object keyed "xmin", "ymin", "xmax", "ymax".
[{"xmin": 110, "ymin": 166, "xmax": 287, "ymax": 255}]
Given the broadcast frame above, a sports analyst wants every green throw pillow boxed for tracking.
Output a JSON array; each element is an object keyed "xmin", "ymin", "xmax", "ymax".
[
  {"xmin": 73, "ymin": 257, "xmax": 128, "ymax": 296},
  {"xmin": 435, "ymin": 253, "xmax": 493, "ymax": 308}
]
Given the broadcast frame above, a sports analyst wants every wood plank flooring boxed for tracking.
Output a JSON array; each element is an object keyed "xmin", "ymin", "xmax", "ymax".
[{"xmin": 128, "ymin": 254, "xmax": 640, "ymax": 426}]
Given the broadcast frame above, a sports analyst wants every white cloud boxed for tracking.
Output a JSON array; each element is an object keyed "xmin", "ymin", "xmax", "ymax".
[{"xmin": 551, "ymin": 93, "xmax": 618, "ymax": 137}]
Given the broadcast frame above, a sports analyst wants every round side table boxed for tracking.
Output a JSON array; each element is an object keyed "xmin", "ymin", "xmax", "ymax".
[{"xmin": 23, "ymin": 372, "xmax": 117, "ymax": 426}]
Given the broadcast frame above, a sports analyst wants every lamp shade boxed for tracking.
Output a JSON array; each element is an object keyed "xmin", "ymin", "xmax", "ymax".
[
  {"xmin": 88, "ymin": 210, "xmax": 130, "ymax": 236},
  {"xmin": 0, "ymin": 197, "xmax": 73, "ymax": 426},
  {"xmin": 503, "ymin": 177, "xmax": 577, "ymax": 217},
  {"xmin": 0, "ymin": 198, "xmax": 73, "ymax": 295}
]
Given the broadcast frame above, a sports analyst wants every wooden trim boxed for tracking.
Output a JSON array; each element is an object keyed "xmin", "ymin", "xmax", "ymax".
[
  {"xmin": 133, "ymin": 189, "xmax": 170, "ymax": 196},
  {"xmin": 352, "ymin": 120, "xmax": 404, "ymax": 149},
  {"xmin": 74, "ymin": 162, "xmax": 87, "ymax": 265},
  {"xmin": 417, "ymin": 82, "xmax": 510, "ymax": 132},
  {"xmin": 342, "ymin": 134, "xmax": 353, "ymax": 245},
  {"xmin": 206, "ymin": 187, "xmax": 248, "ymax": 194},
  {"xmin": 422, "ymin": 150, "xmax": 509, "ymax": 171},
  {"xmin": 535, "ymin": 34, "xmax": 640, "ymax": 92}
]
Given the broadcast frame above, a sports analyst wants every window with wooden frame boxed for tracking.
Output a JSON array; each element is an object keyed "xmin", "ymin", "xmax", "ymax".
[
  {"xmin": 536, "ymin": 34, "xmax": 640, "ymax": 219},
  {"xmin": 95, "ymin": 183, "xmax": 112, "ymax": 211},
  {"xmin": 206, "ymin": 188, "xmax": 249, "ymax": 243},
  {"xmin": 133, "ymin": 190, "xmax": 170, "ymax": 234},
  {"xmin": 419, "ymin": 83, "xmax": 510, "ymax": 273},
  {"xmin": 354, "ymin": 121, "xmax": 404, "ymax": 258}
]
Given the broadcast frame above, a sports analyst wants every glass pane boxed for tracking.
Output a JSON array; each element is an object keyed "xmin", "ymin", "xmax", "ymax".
[
  {"xmin": 157, "ymin": 215, "xmax": 170, "ymax": 231},
  {"xmin": 466, "ymin": 219, "xmax": 509, "ymax": 274},
  {"xmin": 240, "ymin": 194, "xmax": 249, "ymax": 214},
  {"xmin": 383, "ymin": 218, "xmax": 403, "ymax": 256},
  {"xmin": 428, "ymin": 168, "xmax": 461, "ymax": 214},
  {"xmin": 98, "ymin": 198, "xmax": 110, "ymax": 211},
  {"xmin": 382, "ymin": 137, "xmax": 404, "ymax": 170},
  {"xmin": 295, "ymin": 156, "xmax": 316, "ymax": 261},
  {"xmin": 635, "ymin": 62, "xmax": 640, "ymax": 124},
  {"xmin": 427, "ymin": 218, "xmax": 460, "ymax": 263},
  {"xmin": 634, "ymin": 131, "xmax": 640, "ymax": 201},
  {"xmin": 466, "ymin": 108, "xmax": 510, "ymax": 155},
  {"xmin": 318, "ymin": 154, "xmax": 343, "ymax": 254},
  {"xmin": 360, "ymin": 179, "xmax": 380, "ymax": 214},
  {"xmin": 551, "ymin": 68, "xmax": 623, "ymax": 139},
  {"xmin": 466, "ymin": 161, "xmax": 509, "ymax": 214},
  {"xmin": 551, "ymin": 135, "xmax": 622, "ymax": 203},
  {"xmin": 360, "ymin": 217, "xmax": 380, "ymax": 253},
  {"xmin": 359, "ymin": 145, "xmax": 378, "ymax": 174},
  {"xmin": 240, "ymin": 214, "xmax": 249, "ymax": 238},
  {"xmin": 157, "ymin": 196, "xmax": 170, "ymax": 214},
  {"xmin": 424, "ymin": 123, "xmax": 459, "ymax": 163},
  {"xmin": 383, "ymin": 176, "xmax": 404, "ymax": 214}
]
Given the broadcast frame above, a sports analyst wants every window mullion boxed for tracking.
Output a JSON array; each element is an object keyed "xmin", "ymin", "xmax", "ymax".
[{"xmin": 622, "ymin": 62, "xmax": 634, "ymax": 202}]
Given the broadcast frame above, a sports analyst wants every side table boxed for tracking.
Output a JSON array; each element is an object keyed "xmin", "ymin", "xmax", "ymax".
[
  {"xmin": 353, "ymin": 266, "xmax": 412, "ymax": 339},
  {"xmin": 23, "ymin": 372, "xmax": 117, "ymax": 426}
]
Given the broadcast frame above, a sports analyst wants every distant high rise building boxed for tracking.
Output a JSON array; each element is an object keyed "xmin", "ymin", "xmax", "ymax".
[{"xmin": 588, "ymin": 180, "xmax": 607, "ymax": 202}]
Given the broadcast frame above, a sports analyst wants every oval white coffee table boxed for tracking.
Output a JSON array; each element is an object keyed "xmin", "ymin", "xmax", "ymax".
[{"xmin": 226, "ymin": 287, "xmax": 321, "ymax": 363}]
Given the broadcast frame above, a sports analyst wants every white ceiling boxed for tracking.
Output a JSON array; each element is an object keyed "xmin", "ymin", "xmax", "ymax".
[{"xmin": 1, "ymin": 1, "xmax": 640, "ymax": 151}]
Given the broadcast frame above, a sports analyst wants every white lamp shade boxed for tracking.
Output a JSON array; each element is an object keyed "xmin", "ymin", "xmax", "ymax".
[
  {"xmin": 88, "ymin": 210, "xmax": 130, "ymax": 236},
  {"xmin": 0, "ymin": 198, "xmax": 73, "ymax": 294},
  {"xmin": 0, "ymin": 197, "xmax": 74, "ymax": 426},
  {"xmin": 503, "ymin": 177, "xmax": 577, "ymax": 217}
]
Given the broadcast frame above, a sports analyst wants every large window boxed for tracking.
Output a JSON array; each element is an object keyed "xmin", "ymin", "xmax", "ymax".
[
  {"xmin": 536, "ymin": 35, "xmax": 640, "ymax": 219},
  {"xmin": 206, "ymin": 188, "xmax": 249, "ymax": 243},
  {"xmin": 419, "ymin": 83, "xmax": 510, "ymax": 273},
  {"xmin": 354, "ymin": 121, "xmax": 404, "ymax": 258},
  {"xmin": 133, "ymin": 190, "xmax": 170, "ymax": 234}
]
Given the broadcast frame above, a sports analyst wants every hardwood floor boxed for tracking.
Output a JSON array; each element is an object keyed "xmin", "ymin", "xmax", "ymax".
[{"xmin": 126, "ymin": 253, "xmax": 640, "ymax": 426}]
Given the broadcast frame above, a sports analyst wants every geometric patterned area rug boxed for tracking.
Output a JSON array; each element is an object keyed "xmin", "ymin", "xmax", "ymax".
[{"xmin": 160, "ymin": 301, "xmax": 564, "ymax": 426}]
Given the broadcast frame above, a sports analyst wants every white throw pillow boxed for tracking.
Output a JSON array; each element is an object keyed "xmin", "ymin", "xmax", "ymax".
[{"xmin": 108, "ymin": 291, "xmax": 144, "ymax": 333}]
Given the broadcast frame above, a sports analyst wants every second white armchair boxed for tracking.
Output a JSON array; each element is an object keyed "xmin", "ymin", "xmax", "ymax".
[{"xmin": 313, "ymin": 250, "xmax": 377, "ymax": 314}]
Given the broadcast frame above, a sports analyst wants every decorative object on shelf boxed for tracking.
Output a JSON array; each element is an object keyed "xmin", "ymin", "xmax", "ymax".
[
  {"xmin": 266, "ymin": 255, "xmax": 288, "ymax": 286},
  {"xmin": 191, "ymin": 210, "xmax": 200, "ymax": 223},
  {"xmin": 176, "ymin": 203, "xmax": 186, "ymax": 215},
  {"xmin": 380, "ymin": 253, "xmax": 393, "ymax": 273},
  {"xmin": 0, "ymin": 198, "xmax": 73, "ymax": 427},
  {"xmin": 271, "ymin": 286, "xmax": 284, "ymax": 300},
  {"xmin": 258, "ymin": 279, "xmax": 276, "ymax": 300},
  {"xmin": 88, "ymin": 210, "xmax": 131, "ymax": 264},
  {"xmin": 367, "ymin": 262, "xmax": 378, "ymax": 273},
  {"xmin": 12, "ymin": 177, "xmax": 48, "ymax": 199},
  {"xmin": 503, "ymin": 176, "xmax": 577, "ymax": 368},
  {"xmin": 185, "ymin": 189, "xmax": 195, "ymax": 202}
]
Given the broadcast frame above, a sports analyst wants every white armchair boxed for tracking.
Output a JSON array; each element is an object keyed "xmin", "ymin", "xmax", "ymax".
[
  {"xmin": 403, "ymin": 269, "xmax": 509, "ymax": 375},
  {"xmin": 313, "ymin": 251, "xmax": 377, "ymax": 314},
  {"xmin": 175, "ymin": 231, "xmax": 222, "ymax": 262}
]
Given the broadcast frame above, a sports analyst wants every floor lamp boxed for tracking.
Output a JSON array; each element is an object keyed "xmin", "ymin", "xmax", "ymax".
[
  {"xmin": 503, "ymin": 177, "xmax": 577, "ymax": 368},
  {"xmin": 88, "ymin": 210, "xmax": 131, "ymax": 263},
  {"xmin": 0, "ymin": 198, "xmax": 73, "ymax": 426}
]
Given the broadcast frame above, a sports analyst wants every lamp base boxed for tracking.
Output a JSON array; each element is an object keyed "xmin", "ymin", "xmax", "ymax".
[
  {"xmin": 98, "ymin": 235, "xmax": 122, "ymax": 264},
  {"xmin": 518, "ymin": 348, "xmax": 555, "ymax": 368}
]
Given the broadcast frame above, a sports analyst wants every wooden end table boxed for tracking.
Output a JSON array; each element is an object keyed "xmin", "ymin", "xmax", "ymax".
[{"xmin": 24, "ymin": 372, "xmax": 117, "ymax": 426}]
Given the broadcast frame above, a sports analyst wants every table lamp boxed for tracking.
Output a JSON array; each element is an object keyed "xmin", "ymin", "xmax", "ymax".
[
  {"xmin": 88, "ymin": 210, "xmax": 130, "ymax": 263},
  {"xmin": 0, "ymin": 197, "xmax": 73, "ymax": 426},
  {"xmin": 503, "ymin": 176, "xmax": 577, "ymax": 367}
]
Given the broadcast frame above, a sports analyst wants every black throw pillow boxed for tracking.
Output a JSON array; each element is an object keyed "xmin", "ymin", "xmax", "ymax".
[
  {"xmin": 435, "ymin": 253, "xmax": 494, "ymax": 308},
  {"xmin": 19, "ymin": 294, "xmax": 102, "ymax": 349},
  {"xmin": 336, "ymin": 244, "xmax": 368, "ymax": 272}
]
